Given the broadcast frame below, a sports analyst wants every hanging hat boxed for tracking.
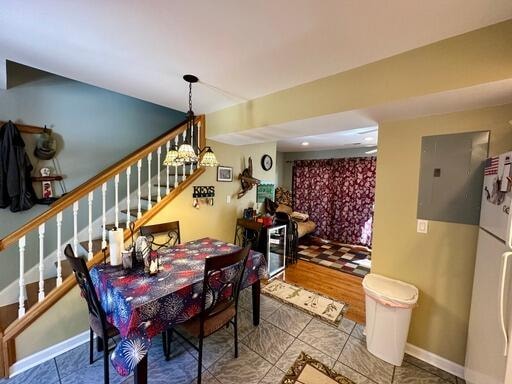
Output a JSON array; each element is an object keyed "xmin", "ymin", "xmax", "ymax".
[{"xmin": 34, "ymin": 128, "xmax": 57, "ymax": 160}]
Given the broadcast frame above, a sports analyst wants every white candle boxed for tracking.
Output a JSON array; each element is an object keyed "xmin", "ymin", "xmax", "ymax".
[{"xmin": 109, "ymin": 228, "xmax": 124, "ymax": 266}]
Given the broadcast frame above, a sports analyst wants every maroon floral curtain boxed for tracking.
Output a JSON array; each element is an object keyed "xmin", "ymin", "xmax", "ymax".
[{"xmin": 292, "ymin": 157, "xmax": 377, "ymax": 247}]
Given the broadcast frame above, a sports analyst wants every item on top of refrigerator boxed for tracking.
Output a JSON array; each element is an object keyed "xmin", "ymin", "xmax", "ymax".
[{"xmin": 484, "ymin": 154, "xmax": 512, "ymax": 205}]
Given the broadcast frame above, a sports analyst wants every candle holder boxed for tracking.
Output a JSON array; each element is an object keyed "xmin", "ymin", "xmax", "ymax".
[{"xmin": 147, "ymin": 250, "xmax": 160, "ymax": 276}]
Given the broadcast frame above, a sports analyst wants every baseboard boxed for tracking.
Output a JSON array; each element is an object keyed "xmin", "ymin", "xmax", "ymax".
[
  {"xmin": 9, "ymin": 330, "xmax": 89, "ymax": 378},
  {"xmin": 405, "ymin": 343, "xmax": 464, "ymax": 379}
]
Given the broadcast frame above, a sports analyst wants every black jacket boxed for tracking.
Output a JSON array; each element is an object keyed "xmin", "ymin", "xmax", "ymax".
[{"xmin": 0, "ymin": 121, "xmax": 37, "ymax": 211}]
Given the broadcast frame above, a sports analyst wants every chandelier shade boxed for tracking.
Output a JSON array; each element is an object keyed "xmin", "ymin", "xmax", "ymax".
[{"xmin": 199, "ymin": 147, "xmax": 219, "ymax": 167}]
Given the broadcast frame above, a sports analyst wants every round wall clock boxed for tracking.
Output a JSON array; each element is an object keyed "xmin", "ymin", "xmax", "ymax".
[{"xmin": 261, "ymin": 154, "xmax": 273, "ymax": 171}]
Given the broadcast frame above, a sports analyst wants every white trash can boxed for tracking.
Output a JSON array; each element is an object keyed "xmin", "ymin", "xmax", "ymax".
[{"xmin": 362, "ymin": 273, "xmax": 419, "ymax": 366}]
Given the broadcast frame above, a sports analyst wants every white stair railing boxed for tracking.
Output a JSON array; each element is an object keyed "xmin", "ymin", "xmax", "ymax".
[
  {"xmin": 126, "ymin": 166, "xmax": 131, "ymax": 227},
  {"xmin": 73, "ymin": 201, "xmax": 79, "ymax": 256},
  {"xmin": 157, "ymin": 146, "xmax": 162, "ymax": 202},
  {"xmin": 56, "ymin": 212, "xmax": 63, "ymax": 285},
  {"xmin": 147, "ymin": 153, "xmax": 152, "ymax": 210},
  {"xmin": 137, "ymin": 159, "xmax": 142, "ymax": 219},
  {"xmin": 87, "ymin": 192, "xmax": 93, "ymax": 260},
  {"xmin": 18, "ymin": 236, "xmax": 26, "ymax": 318},
  {"xmin": 38, "ymin": 223, "xmax": 45, "ymax": 302},
  {"xmin": 101, "ymin": 183, "xmax": 107, "ymax": 249},
  {"xmin": 165, "ymin": 141, "xmax": 170, "ymax": 194},
  {"xmin": 114, "ymin": 174, "xmax": 120, "ymax": 228}
]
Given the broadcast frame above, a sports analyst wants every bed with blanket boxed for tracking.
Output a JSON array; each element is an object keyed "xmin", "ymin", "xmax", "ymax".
[{"xmin": 265, "ymin": 187, "xmax": 317, "ymax": 261}]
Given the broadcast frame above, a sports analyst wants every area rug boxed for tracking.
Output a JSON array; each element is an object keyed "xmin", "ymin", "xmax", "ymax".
[
  {"xmin": 298, "ymin": 237, "xmax": 371, "ymax": 278},
  {"xmin": 281, "ymin": 352, "xmax": 355, "ymax": 384},
  {"xmin": 262, "ymin": 280, "xmax": 347, "ymax": 326}
]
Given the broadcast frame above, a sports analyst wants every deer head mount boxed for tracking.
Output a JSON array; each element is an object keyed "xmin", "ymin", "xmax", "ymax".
[{"xmin": 237, "ymin": 157, "xmax": 260, "ymax": 199}]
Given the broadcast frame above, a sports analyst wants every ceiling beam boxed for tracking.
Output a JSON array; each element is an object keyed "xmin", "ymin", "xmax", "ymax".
[
  {"xmin": 0, "ymin": 59, "xmax": 6, "ymax": 90},
  {"xmin": 207, "ymin": 20, "xmax": 512, "ymax": 138}
]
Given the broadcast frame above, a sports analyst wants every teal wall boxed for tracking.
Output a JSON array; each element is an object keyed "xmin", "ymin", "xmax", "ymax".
[
  {"xmin": 0, "ymin": 62, "xmax": 185, "ymax": 292},
  {"xmin": 277, "ymin": 146, "xmax": 377, "ymax": 190}
]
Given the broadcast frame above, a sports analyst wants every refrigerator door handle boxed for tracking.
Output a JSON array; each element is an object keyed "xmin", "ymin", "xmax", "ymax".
[{"xmin": 500, "ymin": 252, "xmax": 512, "ymax": 356}]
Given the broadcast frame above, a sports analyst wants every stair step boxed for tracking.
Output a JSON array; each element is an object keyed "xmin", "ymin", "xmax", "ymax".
[
  {"xmin": 79, "ymin": 239, "xmax": 104, "ymax": 255},
  {"xmin": 121, "ymin": 209, "xmax": 146, "ymax": 218},
  {"xmin": 154, "ymin": 183, "xmax": 178, "ymax": 188},
  {"xmin": 25, "ymin": 278, "xmax": 57, "ymax": 308},
  {"xmin": 141, "ymin": 195, "xmax": 158, "ymax": 203},
  {"xmin": 103, "ymin": 222, "xmax": 127, "ymax": 231}
]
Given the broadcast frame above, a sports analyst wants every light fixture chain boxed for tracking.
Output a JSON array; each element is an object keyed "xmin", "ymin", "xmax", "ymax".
[{"xmin": 189, "ymin": 82, "xmax": 193, "ymax": 112}]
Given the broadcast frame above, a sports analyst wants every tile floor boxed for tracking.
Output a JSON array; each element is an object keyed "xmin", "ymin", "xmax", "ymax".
[{"xmin": 0, "ymin": 288, "xmax": 465, "ymax": 384}]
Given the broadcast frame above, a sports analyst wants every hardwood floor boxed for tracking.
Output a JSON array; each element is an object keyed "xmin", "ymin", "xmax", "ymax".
[{"xmin": 280, "ymin": 260, "xmax": 366, "ymax": 324}]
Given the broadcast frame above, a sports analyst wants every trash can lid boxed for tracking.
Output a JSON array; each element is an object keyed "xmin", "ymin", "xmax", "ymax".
[{"xmin": 362, "ymin": 273, "xmax": 419, "ymax": 305}]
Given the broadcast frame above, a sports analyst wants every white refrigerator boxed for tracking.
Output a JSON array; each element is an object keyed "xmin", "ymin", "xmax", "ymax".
[{"xmin": 465, "ymin": 151, "xmax": 512, "ymax": 384}]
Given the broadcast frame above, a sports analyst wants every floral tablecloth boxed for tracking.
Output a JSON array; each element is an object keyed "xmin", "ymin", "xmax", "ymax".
[{"xmin": 90, "ymin": 237, "xmax": 267, "ymax": 376}]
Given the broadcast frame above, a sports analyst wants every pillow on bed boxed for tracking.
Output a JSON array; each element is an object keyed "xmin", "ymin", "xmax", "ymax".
[
  {"xmin": 291, "ymin": 211, "xmax": 309, "ymax": 222},
  {"xmin": 276, "ymin": 204, "xmax": 293, "ymax": 214}
]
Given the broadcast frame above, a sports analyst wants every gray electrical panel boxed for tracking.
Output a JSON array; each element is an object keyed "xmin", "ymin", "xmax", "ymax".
[{"xmin": 417, "ymin": 131, "xmax": 489, "ymax": 225}]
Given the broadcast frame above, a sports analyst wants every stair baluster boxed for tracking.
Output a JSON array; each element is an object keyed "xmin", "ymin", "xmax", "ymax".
[
  {"xmin": 137, "ymin": 159, "xmax": 142, "ymax": 219},
  {"xmin": 157, "ymin": 147, "xmax": 162, "ymax": 202},
  {"xmin": 174, "ymin": 136, "xmax": 179, "ymax": 188},
  {"xmin": 101, "ymin": 183, "xmax": 107, "ymax": 249},
  {"xmin": 87, "ymin": 192, "xmax": 93, "ymax": 261},
  {"xmin": 18, "ymin": 236, "xmax": 26, "ymax": 318},
  {"xmin": 147, "ymin": 153, "xmax": 153, "ymax": 210},
  {"xmin": 73, "ymin": 201, "xmax": 79, "ymax": 257},
  {"xmin": 56, "ymin": 212, "xmax": 63, "ymax": 285},
  {"xmin": 182, "ymin": 130, "xmax": 187, "ymax": 182},
  {"xmin": 126, "ymin": 166, "xmax": 131, "ymax": 227},
  {"xmin": 165, "ymin": 140, "xmax": 170, "ymax": 195},
  {"xmin": 38, "ymin": 223, "xmax": 45, "ymax": 302},
  {"xmin": 190, "ymin": 122, "xmax": 195, "ymax": 173},
  {"xmin": 114, "ymin": 174, "xmax": 119, "ymax": 229}
]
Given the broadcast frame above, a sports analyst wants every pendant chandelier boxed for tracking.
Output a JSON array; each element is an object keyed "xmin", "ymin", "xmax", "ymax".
[{"xmin": 163, "ymin": 75, "xmax": 219, "ymax": 167}]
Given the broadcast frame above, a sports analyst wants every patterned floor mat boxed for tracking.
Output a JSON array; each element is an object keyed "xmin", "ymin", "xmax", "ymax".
[{"xmin": 298, "ymin": 237, "xmax": 371, "ymax": 277}]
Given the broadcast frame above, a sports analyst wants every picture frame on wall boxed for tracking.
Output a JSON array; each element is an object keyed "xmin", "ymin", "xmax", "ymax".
[{"xmin": 217, "ymin": 166, "xmax": 233, "ymax": 182}]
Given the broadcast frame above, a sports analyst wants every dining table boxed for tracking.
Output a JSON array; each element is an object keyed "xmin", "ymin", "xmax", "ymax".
[{"xmin": 90, "ymin": 237, "xmax": 268, "ymax": 384}]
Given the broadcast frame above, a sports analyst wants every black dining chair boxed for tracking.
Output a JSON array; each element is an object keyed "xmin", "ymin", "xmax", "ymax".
[
  {"xmin": 64, "ymin": 244, "xmax": 119, "ymax": 384},
  {"xmin": 165, "ymin": 245, "xmax": 251, "ymax": 384},
  {"xmin": 140, "ymin": 220, "xmax": 181, "ymax": 249},
  {"xmin": 233, "ymin": 218, "xmax": 263, "ymax": 251}
]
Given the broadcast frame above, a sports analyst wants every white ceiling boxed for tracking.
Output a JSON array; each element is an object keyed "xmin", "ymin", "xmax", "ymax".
[
  {"xmin": 0, "ymin": 1, "xmax": 511, "ymax": 113},
  {"xmin": 210, "ymin": 79, "xmax": 512, "ymax": 151}
]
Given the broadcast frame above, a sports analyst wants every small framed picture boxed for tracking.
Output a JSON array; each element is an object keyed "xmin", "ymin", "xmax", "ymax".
[{"xmin": 217, "ymin": 166, "xmax": 233, "ymax": 182}]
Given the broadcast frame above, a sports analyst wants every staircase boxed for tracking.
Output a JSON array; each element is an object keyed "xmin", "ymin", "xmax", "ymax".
[{"xmin": 0, "ymin": 116, "xmax": 207, "ymax": 377}]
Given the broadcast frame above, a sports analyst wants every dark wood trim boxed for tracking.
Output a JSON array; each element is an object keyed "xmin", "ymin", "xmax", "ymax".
[{"xmin": 0, "ymin": 121, "xmax": 52, "ymax": 135}]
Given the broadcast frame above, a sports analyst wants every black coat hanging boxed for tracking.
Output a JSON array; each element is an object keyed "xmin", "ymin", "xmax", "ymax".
[{"xmin": 0, "ymin": 121, "xmax": 37, "ymax": 211}]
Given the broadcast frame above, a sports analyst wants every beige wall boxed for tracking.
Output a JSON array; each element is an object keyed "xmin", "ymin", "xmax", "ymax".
[
  {"xmin": 207, "ymin": 20, "xmax": 512, "ymax": 137},
  {"xmin": 16, "ymin": 286, "xmax": 89, "ymax": 360},
  {"xmin": 148, "ymin": 140, "xmax": 277, "ymax": 243},
  {"xmin": 372, "ymin": 103, "xmax": 512, "ymax": 365}
]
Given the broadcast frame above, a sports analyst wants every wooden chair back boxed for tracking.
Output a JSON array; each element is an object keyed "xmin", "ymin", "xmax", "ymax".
[
  {"xmin": 200, "ymin": 245, "xmax": 251, "ymax": 322},
  {"xmin": 140, "ymin": 221, "xmax": 181, "ymax": 249},
  {"xmin": 64, "ymin": 244, "xmax": 107, "ymax": 328}
]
